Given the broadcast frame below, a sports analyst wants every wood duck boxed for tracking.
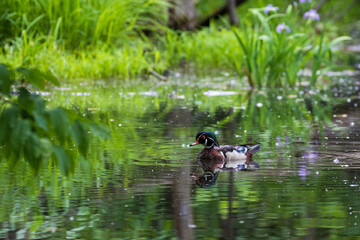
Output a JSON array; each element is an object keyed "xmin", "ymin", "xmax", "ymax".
[{"xmin": 189, "ymin": 131, "xmax": 261, "ymax": 171}]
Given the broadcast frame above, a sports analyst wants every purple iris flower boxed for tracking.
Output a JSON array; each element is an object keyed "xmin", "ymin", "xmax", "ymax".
[
  {"xmin": 276, "ymin": 22, "xmax": 291, "ymax": 33},
  {"xmin": 264, "ymin": 4, "xmax": 279, "ymax": 14},
  {"xmin": 304, "ymin": 9, "xmax": 320, "ymax": 21},
  {"xmin": 299, "ymin": 0, "xmax": 312, "ymax": 3}
]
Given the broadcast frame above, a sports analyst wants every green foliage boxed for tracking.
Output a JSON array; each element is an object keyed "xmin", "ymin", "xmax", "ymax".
[
  {"xmin": 311, "ymin": 33, "xmax": 352, "ymax": 85},
  {"xmin": 233, "ymin": 5, "xmax": 351, "ymax": 88},
  {"xmin": 0, "ymin": 76, "xmax": 356, "ymax": 239},
  {"xmin": 0, "ymin": 0, "xmax": 168, "ymax": 49},
  {"xmin": 0, "ymin": 0, "xmax": 354, "ymax": 84},
  {"xmin": 0, "ymin": 63, "xmax": 110, "ymax": 174}
]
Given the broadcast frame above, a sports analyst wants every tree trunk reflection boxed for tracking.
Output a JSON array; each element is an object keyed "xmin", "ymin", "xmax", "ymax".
[{"xmin": 172, "ymin": 165, "xmax": 194, "ymax": 240}]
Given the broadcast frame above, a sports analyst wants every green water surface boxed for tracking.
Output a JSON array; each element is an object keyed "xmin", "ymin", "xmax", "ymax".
[{"xmin": 1, "ymin": 76, "xmax": 360, "ymax": 239}]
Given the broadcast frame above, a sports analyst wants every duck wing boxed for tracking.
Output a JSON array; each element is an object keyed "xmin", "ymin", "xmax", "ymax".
[{"xmin": 217, "ymin": 144, "xmax": 261, "ymax": 157}]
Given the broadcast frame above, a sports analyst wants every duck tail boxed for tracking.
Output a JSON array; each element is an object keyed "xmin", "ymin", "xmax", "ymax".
[{"xmin": 246, "ymin": 144, "xmax": 261, "ymax": 157}]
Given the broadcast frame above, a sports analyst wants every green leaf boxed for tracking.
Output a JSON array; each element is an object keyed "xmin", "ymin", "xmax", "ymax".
[
  {"xmin": 285, "ymin": 4, "xmax": 293, "ymax": 15},
  {"xmin": 24, "ymin": 134, "xmax": 41, "ymax": 171},
  {"xmin": 28, "ymin": 68, "xmax": 45, "ymax": 89},
  {"xmin": 0, "ymin": 106, "xmax": 20, "ymax": 144},
  {"xmin": 16, "ymin": 67, "xmax": 44, "ymax": 89},
  {"xmin": 10, "ymin": 118, "xmax": 31, "ymax": 153},
  {"xmin": 34, "ymin": 111, "xmax": 48, "ymax": 131},
  {"xmin": 0, "ymin": 64, "xmax": 12, "ymax": 94},
  {"xmin": 49, "ymin": 108, "xmax": 70, "ymax": 144},
  {"xmin": 39, "ymin": 138, "xmax": 53, "ymax": 161},
  {"xmin": 327, "ymin": 36, "xmax": 352, "ymax": 49},
  {"xmin": 17, "ymin": 87, "xmax": 34, "ymax": 112},
  {"xmin": 33, "ymin": 97, "xmax": 48, "ymax": 131},
  {"xmin": 15, "ymin": 67, "xmax": 59, "ymax": 89},
  {"xmin": 70, "ymin": 120, "xmax": 90, "ymax": 156},
  {"xmin": 43, "ymin": 70, "xmax": 60, "ymax": 86},
  {"xmin": 88, "ymin": 122, "xmax": 110, "ymax": 140},
  {"xmin": 53, "ymin": 146, "xmax": 71, "ymax": 175}
]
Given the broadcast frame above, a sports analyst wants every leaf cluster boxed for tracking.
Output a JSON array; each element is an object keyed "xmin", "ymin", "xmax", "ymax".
[
  {"xmin": 0, "ymin": 64, "xmax": 110, "ymax": 174},
  {"xmin": 233, "ymin": 5, "xmax": 351, "ymax": 88}
]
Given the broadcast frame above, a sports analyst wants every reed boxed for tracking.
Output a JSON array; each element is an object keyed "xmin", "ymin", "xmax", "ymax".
[
  {"xmin": 0, "ymin": 0, "xmax": 353, "ymax": 86},
  {"xmin": 0, "ymin": 0, "xmax": 167, "ymax": 49},
  {"xmin": 233, "ymin": 4, "xmax": 350, "ymax": 88}
]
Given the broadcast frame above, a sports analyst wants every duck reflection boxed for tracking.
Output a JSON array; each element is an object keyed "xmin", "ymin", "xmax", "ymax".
[
  {"xmin": 192, "ymin": 156, "xmax": 260, "ymax": 188},
  {"xmin": 190, "ymin": 131, "xmax": 261, "ymax": 188}
]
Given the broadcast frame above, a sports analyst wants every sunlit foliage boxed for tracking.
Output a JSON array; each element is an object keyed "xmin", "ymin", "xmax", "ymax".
[{"xmin": 0, "ymin": 64, "xmax": 109, "ymax": 174}]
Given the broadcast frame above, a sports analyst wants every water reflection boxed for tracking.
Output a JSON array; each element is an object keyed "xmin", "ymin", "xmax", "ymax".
[
  {"xmin": 189, "ymin": 131, "xmax": 261, "ymax": 187},
  {"xmin": 2, "ymin": 76, "xmax": 360, "ymax": 239},
  {"xmin": 192, "ymin": 155, "xmax": 260, "ymax": 188}
]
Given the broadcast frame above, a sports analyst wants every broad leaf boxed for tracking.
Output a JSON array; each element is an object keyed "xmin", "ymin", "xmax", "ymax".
[
  {"xmin": 53, "ymin": 146, "xmax": 71, "ymax": 175},
  {"xmin": 70, "ymin": 120, "xmax": 90, "ymax": 156},
  {"xmin": 33, "ymin": 96, "xmax": 48, "ymax": 131},
  {"xmin": 88, "ymin": 122, "xmax": 110, "ymax": 140},
  {"xmin": 34, "ymin": 111, "xmax": 48, "ymax": 131},
  {"xmin": 16, "ymin": 66, "xmax": 60, "ymax": 89},
  {"xmin": 17, "ymin": 87, "xmax": 34, "ymax": 113},
  {"xmin": 0, "ymin": 107, "xmax": 20, "ymax": 144},
  {"xmin": 49, "ymin": 108, "xmax": 70, "ymax": 144},
  {"xmin": 0, "ymin": 64, "xmax": 11, "ymax": 94},
  {"xmin": 39, "ymin": 138, "xmax": 53, "ymax": 161},
  {"xmin": 43, "ymin": 70, "xmax": 60, "ymax": 86},
  {"xmin": 10, "ymin": 118, "xmax": 31, "ymax": 152},
  {"xmin": 16, "ymin": 67, "xmax": 44, "ymax": 89},
  {"xmin": 24, "ymin": 134, "xmax": 42, "ymax": 171}
]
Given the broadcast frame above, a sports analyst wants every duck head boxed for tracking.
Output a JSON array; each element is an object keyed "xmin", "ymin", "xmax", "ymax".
[
  {"xmin": 192, "ymin": 171, "xmax": 220, "ymax": 188},
  {"xmin": 189, "ymin": 131, "xmax": 219, "ymax": 148}
]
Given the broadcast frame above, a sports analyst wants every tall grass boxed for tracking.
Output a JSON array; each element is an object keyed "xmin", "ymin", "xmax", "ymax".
[
  {"xmin": 233, "ymin": 4, "xmax": 351, "ymax": 88},
  {"xmin": 159, "ymin": 23, "xmax": 242, "ymax": 72},
  {"xmin": 0, "ymin": 0, "xmax": 168, "ymax": 49},
  {"xmin": 1, "ymin": 40, "xmax": 159, "ymax": 81},
  {"xmin": 0, "ymin": 0, "xmax": 353, "ymax": 85}
]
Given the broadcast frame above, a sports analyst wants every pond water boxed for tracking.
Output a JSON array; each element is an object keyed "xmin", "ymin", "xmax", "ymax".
[{"xmin": 1, "ymin": 75, "xmax": 360, "ymax": 239}]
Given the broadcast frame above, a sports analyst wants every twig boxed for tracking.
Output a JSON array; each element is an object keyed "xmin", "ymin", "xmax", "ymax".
[{"xmin": 149, "ymin": 68, "xmax": 168, "ymax": 81}]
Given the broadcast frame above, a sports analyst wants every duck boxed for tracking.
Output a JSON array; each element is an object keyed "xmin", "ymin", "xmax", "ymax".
[{"xmin": 189, "ymin": 131, "xmax": 261, "ymax": 171}]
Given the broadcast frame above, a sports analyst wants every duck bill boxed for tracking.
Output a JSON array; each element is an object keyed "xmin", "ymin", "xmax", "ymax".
[{"xmin": 189, "ymin": 141, "xmax": 199, "ymax": 147}]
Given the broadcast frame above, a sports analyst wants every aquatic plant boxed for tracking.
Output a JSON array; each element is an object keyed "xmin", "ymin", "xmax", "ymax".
[
  {"xmin": 0, "ymin": 0, "xmax": 356, "ymax": 83},
  {"xmin": 304, "ymin": 9, "xmax": 320, "ymax": 21},
  {"xmin": 310, "ymin": 32, "xmax": 351, "ymax": 86},
  {"xmin": 276, "ymin": 22, "xmax": 291, "ymax": 33},
  {"xmin": 0, "ymin": 64, "xmax": 109, "ymax": 174},
  {"xmin": 233, "ymin": 4, "xmax": 350, "ymax": 88},
  {"xmin": 264, "ymin": 4, "xmax": 279, "ymax": 14}
]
